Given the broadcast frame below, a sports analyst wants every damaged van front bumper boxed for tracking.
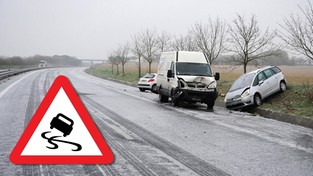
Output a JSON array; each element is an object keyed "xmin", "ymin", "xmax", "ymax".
[{"xmin": 172, "ymin": 88, "xmax": 218, "ymax": 104}]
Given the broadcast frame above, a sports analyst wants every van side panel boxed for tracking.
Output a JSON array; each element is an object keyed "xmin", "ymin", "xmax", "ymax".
[
  {"xmin": 157, "ymin": 52, "xmax": 177, "ymax": 96},
  {"xmin": 157, "ymin": 52, "xmax": 175, "ymax": 83},
  {"xmin": 157, "ymin": 52, "xmax": 176, "ymax": 75}
]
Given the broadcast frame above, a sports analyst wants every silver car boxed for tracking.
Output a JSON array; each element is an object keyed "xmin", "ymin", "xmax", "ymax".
[
  {"xmin": 137, "ymin": 73, "xmax": 158, "ymax": 93},
  {"xmin": 225, "ymin": 66, "xmax": 287, "ymax": 109}
]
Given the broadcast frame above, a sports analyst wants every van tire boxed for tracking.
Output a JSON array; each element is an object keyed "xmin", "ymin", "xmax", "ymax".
[
  {"xmin": 207, "ymin": 101, "xmax": 215, "ymax": 109},
  {"xmin": 159, "ymin": 92, "xmax": 169, "ymax": 102},
  {"xmin": 171, "ymin": 89, "xmax": 179, "ymax": 106},
  {"xmin": 172, "ymin": 99, "xmax": 180, "ymax": 106}
]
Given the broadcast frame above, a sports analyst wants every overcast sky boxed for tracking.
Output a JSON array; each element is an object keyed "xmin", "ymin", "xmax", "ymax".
[{"xmin": 0, "ymin": 0, "xmax": 308, "ymax": 59}]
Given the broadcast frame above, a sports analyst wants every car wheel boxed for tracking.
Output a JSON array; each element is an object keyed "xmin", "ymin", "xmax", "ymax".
[
  {"xmin": 139, "ymin": 88, "xmax": 145, "ymax": 92},
  {"xmin": 280, "ymin": 81, "xmax": 287, "ymax": 92},
  {"xmin": 159, "ymin": 92, "xmax": 169, "ymax": 103},
  {"xmin": 151, "ymin": 84, "xmax": 157, "ymax": 93},
  {"xmin": 254, "ymin": 94, "xmax": 262, "ymax": 106}
]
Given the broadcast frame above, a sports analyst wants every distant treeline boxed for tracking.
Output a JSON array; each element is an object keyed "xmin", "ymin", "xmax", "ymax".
[
  {"xmin": 0, "ymin": 55, "xmax": 82, "ymax": 67},
  {"xmin": 128, "ymin": 50, "xmax": 312, "ymax": 66},
  {"xmin": 214, "ymin": 50, "xmax": 313, "ymax": 66}
]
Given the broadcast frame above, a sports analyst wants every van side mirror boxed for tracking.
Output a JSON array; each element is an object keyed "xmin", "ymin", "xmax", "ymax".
[
  {"xmin": 214, "ymin": 72, "xmax": 220, "ymax": 81},
  {"xmin": 167, "ymin": 70, "xmax": 173, "ymax": 78}
]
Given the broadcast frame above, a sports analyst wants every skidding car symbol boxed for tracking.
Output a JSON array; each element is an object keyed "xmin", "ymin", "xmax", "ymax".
[{"xmin": 50, "ymin": 113, "xmax": 74, "ymax": 137}]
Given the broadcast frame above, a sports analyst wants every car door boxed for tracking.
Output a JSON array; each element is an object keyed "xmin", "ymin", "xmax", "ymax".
[
  {"xmin": 263, "ymin": 68, "xmax": 277, "ymax": 95},
  {"xmin": 256, "ymin": 71, "xmax": 271, "ymax": 98},
  {"xmin": 270, "ymin": 67, "xmax": 283, "ymax": 92}
]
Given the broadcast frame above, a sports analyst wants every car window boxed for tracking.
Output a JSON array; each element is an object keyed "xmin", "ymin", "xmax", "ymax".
[
  {"xmin": 271, "ymin": 66, "xmax": 281, "ymax": 74},
  {"xmin": 143, "ymin": 73, "xmax": 155, "ymax": 78},
  {"xmin": 257, "ymin": 72, "xmax": 266, "ymax": 82},
  {"xmin": 263, "ymin": 69, "xmax": 274, "ymax": 78}
]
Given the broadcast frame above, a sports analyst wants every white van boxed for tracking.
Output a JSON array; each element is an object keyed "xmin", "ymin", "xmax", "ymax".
[{"xmin": 157, "ymin": 51, "xmax": 220, "ymax": 109}]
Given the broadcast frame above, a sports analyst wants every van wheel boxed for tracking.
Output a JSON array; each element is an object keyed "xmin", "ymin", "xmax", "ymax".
[
  {"xmin": 207, "ymin": 101, "xmax": 215, "ymax": 109},
  {"xmin": 159, "ymin": 93, "xmax": 169, "ymax": 102},
  {"xmin": 254, "ymin": 94, "xmax": 262, "ymax": 106},
  {"xmin": 280, "ymin": 81, "xmax": 287, "ymax": 92},
  {"xmin": 171, "ymin": 89, "xmax": 180, "ymax": 106},
  {"xmin": 172, "ymin": 99, "xmax": 180, "ymax": 106}
]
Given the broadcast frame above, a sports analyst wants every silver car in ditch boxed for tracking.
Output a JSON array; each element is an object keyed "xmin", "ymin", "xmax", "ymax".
[{"xmin": 224, "ymin": 66, "xmax": 287, "ymax": 110}]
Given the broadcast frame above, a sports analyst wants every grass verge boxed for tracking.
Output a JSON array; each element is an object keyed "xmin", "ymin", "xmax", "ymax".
[
  {"xmin": 86, "ymin": 65, "xmax": 313, "ymax": 119},
  {"xmin": 85, "ymin": 67, "xmax": 139, "ymax": 84}
]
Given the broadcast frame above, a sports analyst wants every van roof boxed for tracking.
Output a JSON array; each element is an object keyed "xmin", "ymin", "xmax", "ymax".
[{"xmin": 162, "ymin": 51, "xmax": 208, "ymax": 63}]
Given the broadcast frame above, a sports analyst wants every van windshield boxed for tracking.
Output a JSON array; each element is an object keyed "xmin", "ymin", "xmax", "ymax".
[{"xmin": 176, "ymin": 63, "xmax": 212, "ymax": 76}]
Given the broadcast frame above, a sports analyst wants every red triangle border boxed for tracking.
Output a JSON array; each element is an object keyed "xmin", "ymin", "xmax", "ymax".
[{"xmin": 10, "ymin": 75, "xmax": 114, "ymax": 164}]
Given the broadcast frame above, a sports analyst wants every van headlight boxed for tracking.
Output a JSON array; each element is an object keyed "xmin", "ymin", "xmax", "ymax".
[
  {"xmin": 241, "ymin": 88, "xmax": 250, "ymax": 98},
  {"xmin": 207, "ymin": 81, "xmax": 217, "ymax": 89}
]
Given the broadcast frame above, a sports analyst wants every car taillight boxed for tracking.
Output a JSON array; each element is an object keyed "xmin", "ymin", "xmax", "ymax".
[{"xmin": 148, "ymin": 78, "xmax": 155, "ymax": 82}]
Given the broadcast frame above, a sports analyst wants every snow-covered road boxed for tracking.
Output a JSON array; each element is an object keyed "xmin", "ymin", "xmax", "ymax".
[{"xmin": 0, "ymin": 67, "xmax": 312, "ymax": 176}]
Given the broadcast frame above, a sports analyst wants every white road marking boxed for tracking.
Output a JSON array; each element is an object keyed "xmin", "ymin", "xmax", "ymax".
[{"xmin": 0, "ymin": 71, "xmax": 37, "ymax": 99}]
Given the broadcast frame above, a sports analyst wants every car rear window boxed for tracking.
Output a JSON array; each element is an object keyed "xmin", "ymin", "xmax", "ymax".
[
  {"xmin": 143, "ymin": 73, "xmax": 155, "ymax": 78},
  {"xmin": 271, "ymin": 66, "xmax": 281, "ymax": 74}
]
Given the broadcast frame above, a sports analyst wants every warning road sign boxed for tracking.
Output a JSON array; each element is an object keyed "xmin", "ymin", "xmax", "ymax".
[{"xmin": 10, "ymin": 75, "xmax": 114, "ymax": 164}]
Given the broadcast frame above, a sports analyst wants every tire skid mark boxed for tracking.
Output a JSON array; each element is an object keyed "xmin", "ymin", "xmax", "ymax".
[
  {"xmin": 21, "ymin": 71, "xmax": 67, "ymax": 176},
  {"xmin": 94, "ymin": 117, "xmax": 159, "ymax": 176},
  {"xmin": 83, "ymin": 96, "xmax": 230, "ymax": 176},
  {"xmin": 86, "ymin": 103, "xmax": 169, "ymax": 176},
  {"xmin": 43, "ymin": 71, "xmax": 50, "ymax": 94},
  {"xmin": 22, "ymin": 73, "xmax": 42, "ymax": 176},
  {"xmin": 81, "ymin": 165, "xmax": 116, "ymax": 176}
]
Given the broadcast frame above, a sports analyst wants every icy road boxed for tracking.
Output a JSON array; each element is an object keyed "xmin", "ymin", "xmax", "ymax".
[{"xmin": 0, "ymin": 68, "xmax": 313, "ymax": 176}]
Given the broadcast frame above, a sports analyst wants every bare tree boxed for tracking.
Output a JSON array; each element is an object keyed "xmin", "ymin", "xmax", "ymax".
[
  {"xmin": 279, "ymin": 1, "xmax": 313, "ymax": 60},
  {"xmin": 141, "ymin": 28, "xmax": 159, "ymax": 73},
  {"xmin": 171, "ymin": 33, "xmax": 197, "ymax": 51},
  {"xmin": 131, "ymin": 33, "xmax": 144, "ymax": 78},
  {"xmin": 108, "ymin": 54, "xmax": 121, "ymax": 75},
  {"xmin": 190, "ymin": 17, "xmax": 227, "ymax": 64},
  {"xmin": 115, "ymin": 43, "xmax": 130, "ymax": 76},
  {"xmin": 228, "ymin": 14, "xmax": 279, "ymax": 73},
  {"xmin": 157, "ymin": 31, "xmax": 173, "ymax": 52}
]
